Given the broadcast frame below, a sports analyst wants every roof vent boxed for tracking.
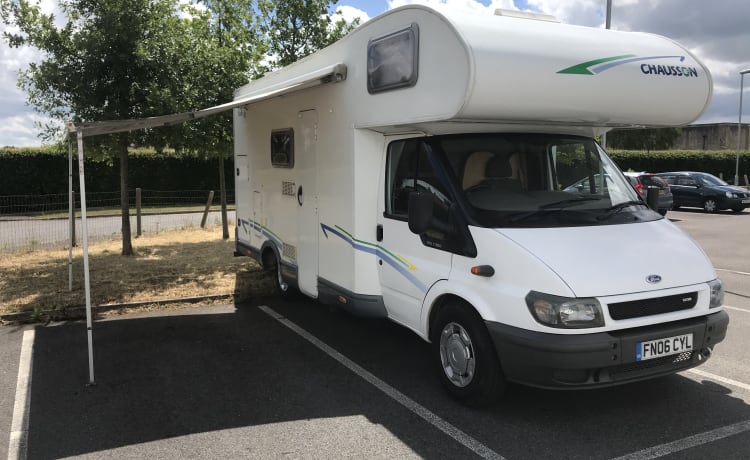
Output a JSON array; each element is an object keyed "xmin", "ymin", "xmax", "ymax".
[{"xmin": 494, "ymin": 9, "xmax": 559, "ymax": 22}]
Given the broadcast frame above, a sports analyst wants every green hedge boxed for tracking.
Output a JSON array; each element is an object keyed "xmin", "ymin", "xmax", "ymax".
[
  {"xmin": 609, "ymin": 150, "xmax": 750, "ymax": 183},
  {"xmin": 0, "ymin": 151, "xmax": 234, "ymax": 196}
]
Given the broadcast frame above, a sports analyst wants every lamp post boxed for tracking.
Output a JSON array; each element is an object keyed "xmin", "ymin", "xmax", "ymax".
[
  {"xmin": 600, "ymin": 0, "xmax": 612, "ymax": 149},
  {"xmin": 736, "ymin": 69, "xmax": 750, "ymax": 186}
]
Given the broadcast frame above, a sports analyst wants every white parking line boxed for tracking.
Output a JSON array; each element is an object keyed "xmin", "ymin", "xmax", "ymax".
[
  {"xmin": 724, "ymin": 305, "xmax": 749, "ymax": 313},
  {"xmin": 715, "ymin": 268, "xmax": 750, "ymax": 276},
  {"xmin": 258, "ymin": 305, "xmax": 504, "ymax": 460},
  {"xmin": 8, "ymin": 330, "xmax": 34, "ymax": 460},
  {"xmin": 610, "ymin": 420, "xmax": 750, "ymax": 460}
]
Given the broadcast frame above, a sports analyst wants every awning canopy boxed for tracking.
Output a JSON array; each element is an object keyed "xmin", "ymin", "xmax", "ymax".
[{"xmin": 66, "ymin": 62, "xmax": 347, "ymax": 138}]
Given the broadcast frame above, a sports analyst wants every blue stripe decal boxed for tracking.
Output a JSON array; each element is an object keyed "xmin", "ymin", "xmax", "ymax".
[
  {"xmin": 320, "ymin": 223, "xmax": 426, "ymax": 292},
  {"xmin": 239, "ymin": 218, "xmax": 296, "ymax": 267}
]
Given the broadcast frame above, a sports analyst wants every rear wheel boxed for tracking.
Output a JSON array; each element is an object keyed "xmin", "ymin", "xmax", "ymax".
[
  {"xmin": 703, "ymin": 198, "xmax": 719, "ymax": 213},
  {"xmin": 267, "ymin": 252, "xmax": 296, "ymax": 299},
  {"xmin": 432, "ymin": 300, "xmax": 505, "ymax": 406}
]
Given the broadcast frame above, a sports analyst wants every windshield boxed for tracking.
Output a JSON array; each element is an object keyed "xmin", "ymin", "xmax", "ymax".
[
  {"xmin": 425, "ymin": 134, "xmax": 660, "ymax": 228},
  {"xmin": 696, "ymin": 173, "xmax": 727, "ymax": 186}
]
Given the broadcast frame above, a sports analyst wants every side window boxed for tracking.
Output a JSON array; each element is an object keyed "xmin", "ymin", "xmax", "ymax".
[
  {"xmin": 271, "ymin": 128, "xmax": 294, "ymax": 168},
  {"xmin": 367, "ymin": 24, "xmax": 419, "ymax": 94},
  {"xmin": 386, "ymin": 140, "xmax": 460, "ymax": 252}
]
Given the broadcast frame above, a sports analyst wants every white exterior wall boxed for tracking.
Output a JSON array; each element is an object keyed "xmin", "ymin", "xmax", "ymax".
[{"xmin": 456, "ymin": 14, "xmax": 712, "ymax": 127}]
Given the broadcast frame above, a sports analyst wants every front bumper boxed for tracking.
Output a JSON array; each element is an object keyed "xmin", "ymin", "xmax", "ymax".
[
  {"xmin": 486, "ymin": 310, "xmax": 729, "ymax": 389},
  {"xmin": 720, "ymin": 196, "xmax": 749, "ymax": 210}
]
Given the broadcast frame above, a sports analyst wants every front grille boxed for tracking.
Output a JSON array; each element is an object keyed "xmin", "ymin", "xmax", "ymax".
[
  {"xmin": 608, "ymin": 292, "xmax": 698, "ymax": 320},
  {"xmin": 609, "ymin": 351, "xmax": 694, "ymax": 380}
]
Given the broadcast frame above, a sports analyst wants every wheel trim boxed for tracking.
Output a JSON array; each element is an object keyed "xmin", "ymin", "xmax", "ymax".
[
  {"xmin": 704, "ymin": 199, "xmax": 717, "ymax": 212},
  {"xmin": 439, "ymin": 322, "xmax": 476, "ymax": 387}
]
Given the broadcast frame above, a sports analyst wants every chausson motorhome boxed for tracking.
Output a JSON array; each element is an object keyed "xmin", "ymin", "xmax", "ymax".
[{"xmin": 232, "ymin": 5, "xmax": 728, "ymax": 404}]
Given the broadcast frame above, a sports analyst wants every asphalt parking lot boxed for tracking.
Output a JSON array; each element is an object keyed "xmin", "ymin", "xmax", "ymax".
[{"xmin": 2, "ymin": 208, "xmax": 749, "ymax": 459}]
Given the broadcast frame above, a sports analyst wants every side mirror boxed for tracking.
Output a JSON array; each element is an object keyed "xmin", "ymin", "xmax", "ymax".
[
  {"xmin": 646, "ymin": 186, "xmax": 660, "ymax": 211},
  {"xmin": 408, "ymin": 191, "xmax": 433, "ymax": 234}
]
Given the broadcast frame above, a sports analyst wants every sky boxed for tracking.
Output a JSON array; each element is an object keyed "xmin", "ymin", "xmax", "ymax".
[{"xmin": 1, "ymin": 0, "xmax": 748, "ymax": 146}]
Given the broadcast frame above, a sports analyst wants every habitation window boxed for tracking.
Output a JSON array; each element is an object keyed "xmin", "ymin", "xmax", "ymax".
[
  {"xmin": 367, "ymin": 23, "xmax": 419, "ymax": 94},
  {"xmin": 271, "ymin": 128, "xmax": 294, "ymax": 168}
]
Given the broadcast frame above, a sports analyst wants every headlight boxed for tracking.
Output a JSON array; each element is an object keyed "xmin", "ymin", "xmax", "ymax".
[
  {"xmin": 725, "ymin": 192, "xmax": 737, "ymax": 198},
  {"xmin": 525, "ymin": 291, "xmax": 604, "ymax": 328},
  {"xmin": 708, "ymin": 278, "xmax": 724, "ymax": 309}
]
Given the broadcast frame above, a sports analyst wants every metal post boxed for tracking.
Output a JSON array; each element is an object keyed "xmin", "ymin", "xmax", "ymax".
[
  {"xmin": 737, "ymin": 69, "xmax": 750, "ymax": 186},
  {"xmin": 68, "ymin": 139, "xmax": 73, "ymax": 292},
  {"xmin": 136, "ymin": 188, "xmax": 142, "ymax": 237},
  {"xmin": 76, "ymin": 130, "xmax": 95, "ymax": 385},
  {"xmin": 599, "ymin": 0, "xmax": 613, "ymax": 150}
]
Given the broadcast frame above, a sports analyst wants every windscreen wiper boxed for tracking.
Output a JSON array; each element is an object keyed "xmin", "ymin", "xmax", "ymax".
[
  {"xmin": 596, "ymin": 200, "xmax": 647, "ymax": 221},
  {"xmin": 508, "ymin": 196, "xmax": 602, "ymax": 223}
]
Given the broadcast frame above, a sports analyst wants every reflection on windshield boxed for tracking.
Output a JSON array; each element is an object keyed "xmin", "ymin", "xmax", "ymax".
[
  {"xmin": 697, "ymin": 173, "xmax": 727, "ymax": 186},
  {"xmin": 429, "ymin": 134, "xmax": 659, "ymax": 227}
]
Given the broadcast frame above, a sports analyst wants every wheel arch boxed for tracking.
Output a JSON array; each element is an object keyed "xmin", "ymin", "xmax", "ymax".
[
  {"xmin": 423, "ymin": 282, "xmax": 498, "ymax": 343},
  {"xmin": 260, "ymin": 241, "xmax": 280, "ymax": 270}
]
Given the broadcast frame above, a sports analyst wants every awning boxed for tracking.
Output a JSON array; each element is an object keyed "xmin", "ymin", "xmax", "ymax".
[
  {"xmin": 66, "ymin": 62, "xmax": 347, "ymax": 138},
  {"xmin": 65, "ymin": 61, "xmax": 347, "ymax": 384}
]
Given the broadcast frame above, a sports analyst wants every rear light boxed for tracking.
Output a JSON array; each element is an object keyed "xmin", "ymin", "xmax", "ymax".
[{"xmin": 633, "ymin": 182, "xmax": 644, "ymax": 196}]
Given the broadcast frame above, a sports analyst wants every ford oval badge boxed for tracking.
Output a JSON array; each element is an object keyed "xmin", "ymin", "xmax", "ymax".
[{"xmin": 646, "ymin": 274, "xmax": 662, "ymax": 284}]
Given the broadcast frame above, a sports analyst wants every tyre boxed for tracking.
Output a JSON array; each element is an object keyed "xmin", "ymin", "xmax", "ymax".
[
  {"xmin": 731, "ymin": 207, "xmax": 744, "ymax": 213},
  {"xmin": 703, "ymin": 199, "xmax": 719, "ymax": 213},
  {"xmin": 431, "ymin": 300, "xmax": 505, "ymax": 406},
  {"xmin": 658, "ymin": 209, "xmax": 668, "ymax": 216}
]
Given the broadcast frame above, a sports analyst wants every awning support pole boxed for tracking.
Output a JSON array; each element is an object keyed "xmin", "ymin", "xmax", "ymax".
[
  {"xmin": 76, "ymin": 130, "xmax": 95, "ymax": 385},
  {"xmin": 68, "ymin": 138, "xmax": 74, "ymax": 291}
]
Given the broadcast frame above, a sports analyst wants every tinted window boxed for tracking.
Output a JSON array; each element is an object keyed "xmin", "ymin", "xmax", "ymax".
[
  {"xmin": 367, "ymin": 24, "xmax": 419, "ymax": 94},
  {"xmin": 386, "ymin": 140, "xmax": 462, "ymax": 252},
  {"xmin": 271, "ymin": 129, "xmax": 294, "ymax": 168}
]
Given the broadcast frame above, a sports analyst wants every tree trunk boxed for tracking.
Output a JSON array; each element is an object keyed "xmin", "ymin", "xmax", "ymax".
[
  {"xmin": 219, "ymin": 153, "xmax": 229, "ymax": 240},
  {"xmin": 120, "ymin": 137, "xmax": 133, "ymax": 255}
]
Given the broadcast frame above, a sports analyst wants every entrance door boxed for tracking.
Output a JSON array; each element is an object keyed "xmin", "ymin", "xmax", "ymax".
[{"xmin": 296, "ymin": 109, "xmax": 319, "ymax": 297}]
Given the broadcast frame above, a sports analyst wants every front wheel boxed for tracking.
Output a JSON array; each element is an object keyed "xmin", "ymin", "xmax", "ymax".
[
  {"xmin": 732, "ymin": 207, "xmax": 744, "ymax": 213},
  {"xmin": 703, "ymin": 198, "xmax": 719, "ymax": 213},
  {"xmin": 432, "ymin": 301, "xmax": 505, "ymax": 406}
]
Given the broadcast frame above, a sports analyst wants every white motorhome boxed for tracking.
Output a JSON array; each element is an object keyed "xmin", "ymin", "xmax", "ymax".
[{"xmin": 232, "ymin": 5, "xmax": 728, "ymax": 404}]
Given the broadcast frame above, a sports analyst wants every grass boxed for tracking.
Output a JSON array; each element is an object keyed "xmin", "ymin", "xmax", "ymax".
[{"xmin": 0, "ymin": 225, "xmax": 271, "ymax": 319}]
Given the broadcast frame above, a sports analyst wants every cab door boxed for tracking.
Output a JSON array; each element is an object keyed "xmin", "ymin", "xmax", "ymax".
[{"xmin": 376, "ymin": 137, "xmax": 456, "ymax": 330}]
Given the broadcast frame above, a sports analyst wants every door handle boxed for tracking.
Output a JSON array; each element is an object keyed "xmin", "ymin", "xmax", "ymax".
[
  {"xmin": 376, "ymin": 224, "xmax": 383, "ymax": 242},
  {"xmin": 297, "ymin": 185, "xmax": 304, "ymax": 206}
]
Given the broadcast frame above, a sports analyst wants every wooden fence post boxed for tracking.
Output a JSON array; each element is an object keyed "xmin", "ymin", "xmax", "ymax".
[
  {"xmin": 201, "ymin": 190, "xmax": 215, "ymax": 228},
  {"xmin": 136, "ymin": 188, "xmax": 142, "ymax": 237}
]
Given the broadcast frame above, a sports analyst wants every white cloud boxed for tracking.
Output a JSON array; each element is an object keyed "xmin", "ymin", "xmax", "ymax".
[{"xmin": 336, "ymin": 5, "xmax": 371, "ymax": 24}]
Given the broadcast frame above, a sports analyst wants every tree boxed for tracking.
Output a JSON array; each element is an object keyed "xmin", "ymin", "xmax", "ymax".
[
  {"xmin": 260, "ymin": 0, "xmax": 358, "ymax": 70},
  {"xmin": 1, "ymin": 0, "xmax": 196, "ymax": 255}
]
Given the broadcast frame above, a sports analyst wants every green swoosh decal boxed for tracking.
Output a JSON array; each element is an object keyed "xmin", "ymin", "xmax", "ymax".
[{"xmin": 558, "ymin": 54, "xmax": 636, "ymax": 75}]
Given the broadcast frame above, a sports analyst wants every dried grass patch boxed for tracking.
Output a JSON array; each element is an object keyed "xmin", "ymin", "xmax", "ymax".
[{"xmin": 0, "ymin": 225, "xmax": 264, "ymax": 315}]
